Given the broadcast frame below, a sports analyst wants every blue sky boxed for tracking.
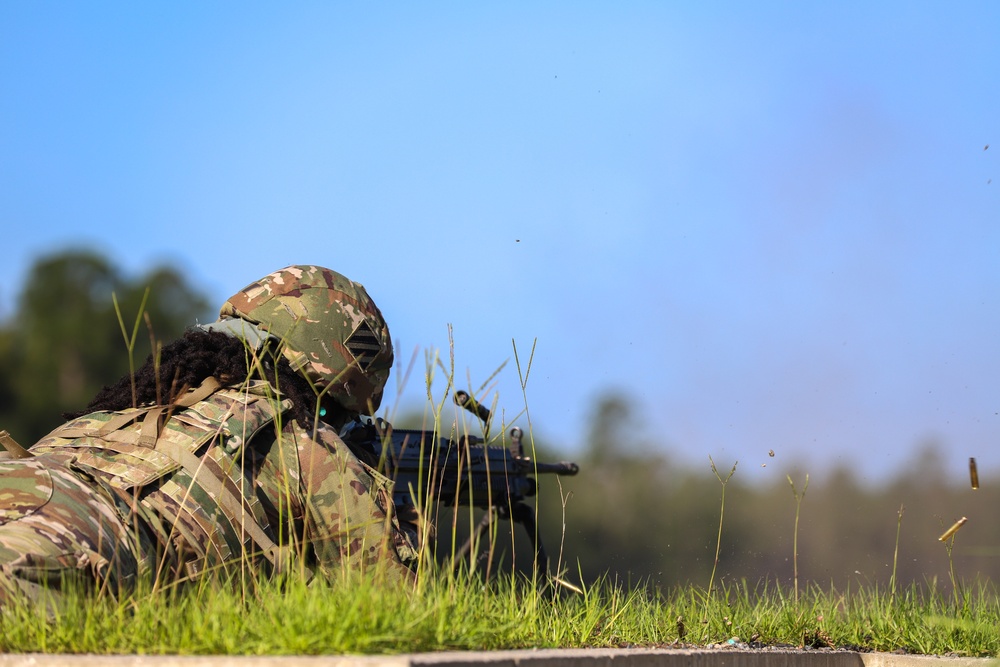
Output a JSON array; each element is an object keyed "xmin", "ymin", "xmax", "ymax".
[{"xmin": 2, "ymin": 3, "xmax": 998, "ymax": 484}]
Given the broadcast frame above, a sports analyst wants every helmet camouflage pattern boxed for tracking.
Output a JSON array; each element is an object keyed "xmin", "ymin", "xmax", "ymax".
[{"xmin": 220, "ymin": 265, "xmax": 393, "ymax": 413}]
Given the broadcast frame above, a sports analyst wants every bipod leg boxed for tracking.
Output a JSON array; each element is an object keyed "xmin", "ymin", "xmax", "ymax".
[
  {"xmin": 510, "ymin": 501, "xmax": 548, "ymax": 576},
  {"xmin": 451, "ymin": 507, "xmax": 497, "ymax": 573}
]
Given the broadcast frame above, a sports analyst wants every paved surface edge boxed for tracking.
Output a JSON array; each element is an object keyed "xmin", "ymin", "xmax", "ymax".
[{"xmin": 0, "ymin": 649, "xmax": 995, "ymax": 667}]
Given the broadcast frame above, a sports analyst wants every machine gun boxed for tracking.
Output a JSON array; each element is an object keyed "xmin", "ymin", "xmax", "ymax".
[{"xmin": 342, "ymin": 391, "xmax": 579, "ymax": 574}]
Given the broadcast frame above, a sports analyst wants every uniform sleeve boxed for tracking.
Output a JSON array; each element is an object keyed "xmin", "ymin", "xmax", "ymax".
[{"xmin": 291, "ymin": 422, "xmax": 418, "ymax": 583}]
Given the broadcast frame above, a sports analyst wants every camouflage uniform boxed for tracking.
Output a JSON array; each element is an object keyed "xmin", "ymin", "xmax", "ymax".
[{"xmin": 0, "ymin": 266, "xmax": 417, "ymax": 608}]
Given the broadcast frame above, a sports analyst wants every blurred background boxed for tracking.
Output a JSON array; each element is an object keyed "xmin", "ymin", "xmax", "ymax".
[{"xmin": 1, "ymin": 3, "xmax": 998, "ymax": 589}]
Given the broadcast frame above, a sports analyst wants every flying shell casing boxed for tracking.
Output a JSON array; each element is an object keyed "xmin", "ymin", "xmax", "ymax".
[{"xmin": 938, "ymin": 517, "xmax": 968, "ymax": 542}]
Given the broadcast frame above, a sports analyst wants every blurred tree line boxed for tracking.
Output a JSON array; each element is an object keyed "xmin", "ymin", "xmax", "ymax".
[
  {"xmin": 2, "ymin": 251, "xmax": 995, "ymax": 591},
  {"xmin": 528, "ymin": 394, "xmax": 999, "ymax": 591},
  {"xmin": 0, "ymin": 250, "xmax": 211, "ymax": 444}
]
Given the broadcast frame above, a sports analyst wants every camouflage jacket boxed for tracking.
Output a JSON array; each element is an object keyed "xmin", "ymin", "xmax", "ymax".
[{"xmin": 21, "ymin": 378, "xmax": 418, "ymax": 587}]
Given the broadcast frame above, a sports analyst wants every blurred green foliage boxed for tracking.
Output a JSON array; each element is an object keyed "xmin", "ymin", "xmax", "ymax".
[
  {"xmin": 0, "ymin": 249, "xmax": 212, "ymax": 444},
  {"xmin": 535, "ymin": 394, "xmax": 998, "ymax": 592}
]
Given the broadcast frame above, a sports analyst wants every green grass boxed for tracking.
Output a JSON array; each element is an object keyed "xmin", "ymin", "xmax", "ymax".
[{"xmin": 1, "ymin": 573, "xmax": 999, "ymax": 656}]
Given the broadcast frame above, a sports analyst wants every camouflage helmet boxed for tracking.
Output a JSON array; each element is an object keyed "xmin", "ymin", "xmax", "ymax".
[{"xmin": 220, "ymin": 265, "xmax": 393, "ymax": 413}]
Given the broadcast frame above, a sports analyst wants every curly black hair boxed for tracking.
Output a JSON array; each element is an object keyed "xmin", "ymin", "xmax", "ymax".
[{"xmin": 64, "ymin": 329, "xmax": 341, "ymax": 430}]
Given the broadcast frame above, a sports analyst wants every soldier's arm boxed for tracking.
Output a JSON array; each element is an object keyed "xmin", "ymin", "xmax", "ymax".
[{"xmin": 293, "ymin": 423, "xmax": 416, "ymax": 583}]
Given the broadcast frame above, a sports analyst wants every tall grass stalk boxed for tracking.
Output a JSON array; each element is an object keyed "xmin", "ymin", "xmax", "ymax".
[
  {"xmin": 890, "ymin": 504, "xmax": 904, "ymax": 604},
  {"xmin": 703, "ymin": 456, "xmax": 737, "ymax": 640},
  {"xmin": 406, "ymin": 329, "xmax": 535, "ymax": 582},
  {"xmin": 706, "ymin": 457, "xmax": 737, "ymax": 595},
  {"xmin": 938, "ymin": 516, "xmax": 968, "ymax": 610},
  {"xmin": 512, "ymin": 338, "xmax": 545, "ymax": 580},
  {"xmin": 111, "ymin": 287, "xmax": 151, "ymax": 408},
  {"xmin": 142, "ymin": 312, "xmax": 165, "ymax": 405},
  {"xmin": 943, "ymin": 537, "xmax": 962, "ymax": 610},
  {"xmin": 787, "ymin": 473, "xmax": 809, "ymax": 606}
]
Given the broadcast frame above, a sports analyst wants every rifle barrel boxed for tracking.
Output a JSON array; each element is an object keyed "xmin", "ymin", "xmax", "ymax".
[{"xmin": 518, "ymin": 460, "xmax": 580, "ymax": 475}]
